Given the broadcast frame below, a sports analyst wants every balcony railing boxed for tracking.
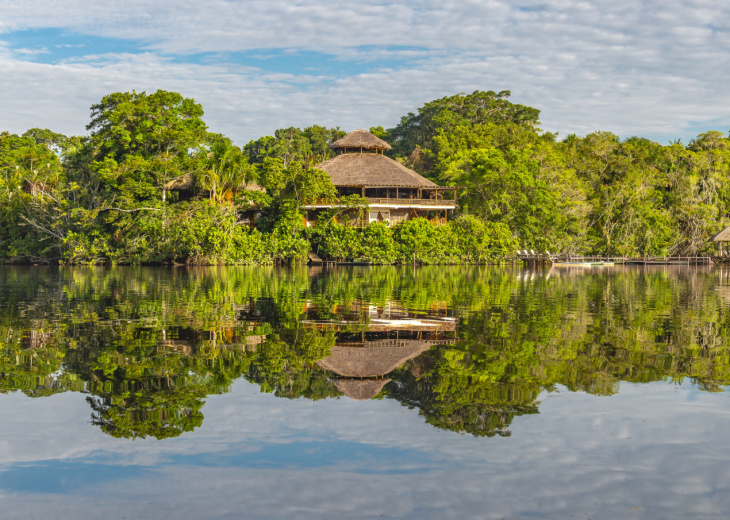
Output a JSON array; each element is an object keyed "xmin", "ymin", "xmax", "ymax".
[
  {"xmin": 367, "ymin": 198, "xmax": 457, "ymax": 206},
  {"xmin": 308, "ymin": 197, "xmax": 457, "ymax": 206}
]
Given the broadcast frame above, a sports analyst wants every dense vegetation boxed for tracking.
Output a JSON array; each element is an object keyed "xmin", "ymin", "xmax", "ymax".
[
  {"xmin": 2, "ymin": 89, "xmax": 730, "ymax": 264},
  {"xmin": 2, "ymin": 266, "xmax": 730, "ymax": 438}
]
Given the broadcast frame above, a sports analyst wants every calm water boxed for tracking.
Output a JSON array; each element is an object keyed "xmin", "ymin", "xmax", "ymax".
[{"xmin": 1, "ymin": 265, "xmax": 729, "ymax": 519}]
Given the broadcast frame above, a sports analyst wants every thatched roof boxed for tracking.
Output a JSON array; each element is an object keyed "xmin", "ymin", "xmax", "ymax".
[
  {"xmin": 164, "ymin": 172, "xmax": 195, "ymax": 191},
  {"xmin": 332, "ymin": 378, "xmax": 390, "ymax": 401},
  {"xmin": 709, "ymin": 226, "xmax": 730, "ymax": 242},
  {"xmin": 316, "ymin": 153, "xmax": 438, "ymax": 188},
  {"xmin": 163, "ymin": 173, "xmax": 265, "ymax": 193},
  {"xmin": 331, "ymin": 129, "xmax": 391, "ymax": 151},
  {"xmin": 316, "ymin": 340, "xmax": 433, "ymax": 378}
]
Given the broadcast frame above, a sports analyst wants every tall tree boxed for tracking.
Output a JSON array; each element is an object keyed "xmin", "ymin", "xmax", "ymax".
[{"xmin": 386, "ymin": 90, "xmax": 541, "ymax": 160}]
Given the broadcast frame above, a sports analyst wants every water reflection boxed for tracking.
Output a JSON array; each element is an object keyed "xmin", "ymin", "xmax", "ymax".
[{"xmin": 1, "ymin": 265, "xmax": 729, "ymax": 440}]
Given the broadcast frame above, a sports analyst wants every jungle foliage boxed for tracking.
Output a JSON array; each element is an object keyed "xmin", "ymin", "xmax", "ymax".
[
  {"xmin": 2, "ymin": 89, "xmax": 730, "ymax": 264},
  {"xmin": 384, "ymin": 91, "xmax": 730, "ymax": 255}
]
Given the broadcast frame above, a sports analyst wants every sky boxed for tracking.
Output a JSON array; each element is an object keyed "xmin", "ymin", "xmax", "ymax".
[{"xmin": 0, "ymin": 0, "xmax": 729, "ymax": 146}]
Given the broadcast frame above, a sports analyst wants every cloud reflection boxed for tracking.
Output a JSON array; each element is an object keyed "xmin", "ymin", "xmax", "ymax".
[{"xmin": 0, "ymin": 381, "xmax": 729, "ymax": 519}]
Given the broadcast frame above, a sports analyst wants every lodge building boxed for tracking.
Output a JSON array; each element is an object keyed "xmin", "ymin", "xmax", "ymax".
[{"xmin": 304, "ymin": 129, "xmax": 458, "ymax": 227}]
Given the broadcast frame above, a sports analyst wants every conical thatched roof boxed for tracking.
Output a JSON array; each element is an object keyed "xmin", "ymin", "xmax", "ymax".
[
  {"xmin": 316, "ymin": 341, "xmax": 433, "ymax": 378},
  {"xmin": 332, "ymin": 378, "xmax": 390, "ymax": 401},
  {"xmin": 709, "ymin": 225, "xmax": 730, "ymax": 242},
  {"xmin": 331, "ymin": 129, "xmax": 391, "ymax": 151},
  {"xmin": 316, "ymin": 153, "xmax": 438, "ymax": 188}
]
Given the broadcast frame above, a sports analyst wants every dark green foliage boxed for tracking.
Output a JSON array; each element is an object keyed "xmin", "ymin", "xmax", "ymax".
[
  {"xmin": 386, "ymin": 90, "xmax": 541, "ymax": 159},
  {"xmin": 3, "ymin": 265, "xmax": 730, "ymax": 438},
  {"xmin": 3, "ymin": 88, "xmax": 730, "ymax": 264},
  {"xmin": 361, "ymin": 222, "xmax": 397, "ymax": 263},
  {"xmin": 449, "ymin": 216, "xmax": 515, "ymax": 262},
  {"xmin": 309, "ymin": 217, "xmax": 515, "ymax": 264},
  {"xmin": 86, "ymin": 90, "xmax": 207, "ymax": 162},
  {"xmin": 0, "ymin": 130, "xmax": 67, "ymax": 261},
  {"xmin": 244, "ymin": 125, "xmax": 345, "ymax": 166}
]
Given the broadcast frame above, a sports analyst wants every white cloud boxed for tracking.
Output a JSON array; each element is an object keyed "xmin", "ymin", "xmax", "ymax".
[
  {"xmin": 0, "ymin": 1, "xmax": 729, "ymax": 143},
  {"xmin": 12, "ymin": 47, "xmax": 48, "ymax": 55}
]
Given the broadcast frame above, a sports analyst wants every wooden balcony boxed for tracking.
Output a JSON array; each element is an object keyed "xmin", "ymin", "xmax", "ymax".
[
  {"xmin": 366, "ymin": 197, "xmax": 457, "ymax": 206},
  {"xmin": 306, "ymin": 197, "xmax": 457, "ymax": 208}
]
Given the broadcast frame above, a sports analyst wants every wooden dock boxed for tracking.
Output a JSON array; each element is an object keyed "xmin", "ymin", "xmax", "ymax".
[{"xmin": 513, "ymin": 253, "xmax": 714, "ymax": 266}]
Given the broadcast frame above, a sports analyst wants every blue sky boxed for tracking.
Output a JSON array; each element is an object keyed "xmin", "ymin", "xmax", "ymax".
[{"xmin": 1, "ymin": 0, "xmax": 729, "ymax": 145}]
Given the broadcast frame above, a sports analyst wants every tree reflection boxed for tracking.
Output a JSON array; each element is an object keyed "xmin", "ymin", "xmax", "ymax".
[
  {"xmin": 87, "ymin": 392, "xmax": 204, "ymax": 440},
  {"xmin": 1, "ymin": 265, "xmax": 730, "ymax": 439}
]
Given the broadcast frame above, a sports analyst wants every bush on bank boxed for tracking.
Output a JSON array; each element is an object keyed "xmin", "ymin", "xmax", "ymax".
[
  {"xmin": 310, "ymin": 216, "xmax": 515, "ymax": 265},
  {"xmin": 0, "ymin": 195, "xmax": 516, "ymax": 266}
]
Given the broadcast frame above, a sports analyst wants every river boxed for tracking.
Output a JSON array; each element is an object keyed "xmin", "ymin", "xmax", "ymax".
[{"xmin": 0, "ymin": 265, "xmax": 728, "ymax": 519}]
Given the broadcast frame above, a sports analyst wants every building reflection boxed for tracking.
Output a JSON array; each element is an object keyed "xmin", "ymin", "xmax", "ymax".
[{"xmin": 300, "ymin": 299, "xmax": 456, "ymax": 400}]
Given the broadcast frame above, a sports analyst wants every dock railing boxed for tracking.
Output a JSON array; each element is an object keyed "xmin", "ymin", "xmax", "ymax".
[{"xmin": 511, "ymin": 253, "xmax": 714, "ymax": 266}]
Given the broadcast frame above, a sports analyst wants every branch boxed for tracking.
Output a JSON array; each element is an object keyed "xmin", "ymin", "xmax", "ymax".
[
  {"xmin": 98, "ymin": 207, "xmax": 163, "ymax": 213},
  {"xmin": 19, "ymin": 215, "xmax": 65, "ymax": 241},
  {"xmin": 9, "ymin": 254, "xmax": 56, "ymax": 265}
]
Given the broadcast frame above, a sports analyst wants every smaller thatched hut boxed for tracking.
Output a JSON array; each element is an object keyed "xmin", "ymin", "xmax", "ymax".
[
  {"xmin": 163, "ymin": 172, "xmax": 195, "ymax": 193},
  {"xmin": 330, "ymin": 129, "xmax": 391, "ymax": 154},
  {"xmin": 709, "ymin": 226, "xmax": 730, "ymax": 254}
]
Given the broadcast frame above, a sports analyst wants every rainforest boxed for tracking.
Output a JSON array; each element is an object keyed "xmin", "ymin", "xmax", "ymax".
[{"xmin": 2, "ymin": 89, "xmax": 730, "ymax": 265}]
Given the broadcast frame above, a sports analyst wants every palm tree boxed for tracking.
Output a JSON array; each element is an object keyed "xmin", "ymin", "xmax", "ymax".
[
  {"xmin": 16, "ymin": 144, "xmax": 62, "ymax": 199},
  {"xmin": 195, "ymin": 141, "xmax": 251, "ymax": 203}
]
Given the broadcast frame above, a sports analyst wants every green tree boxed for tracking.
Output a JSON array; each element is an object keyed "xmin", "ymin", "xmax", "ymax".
[
  {"xmin": 86, "ymin": 90, "xmax": 207, "ymax": 163},
  {"xmin": 194, "ymin": 139, "xmax": 254, "ymax": 203},
  {"xmin": 386, "ymin": 90, "xmax": 541, "ymax": 160}
]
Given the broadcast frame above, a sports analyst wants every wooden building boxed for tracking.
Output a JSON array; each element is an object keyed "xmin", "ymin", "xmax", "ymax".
[
  {"xmin": 316, "ymin": 340, "xmax": 436, "ymax": 401},
  {"xmin": 304, "ymin": 129, "xmax": 458, "ymax": 227}
]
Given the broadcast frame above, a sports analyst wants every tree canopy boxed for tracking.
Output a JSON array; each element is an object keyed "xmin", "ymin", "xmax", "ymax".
[{"xmin": 2, "ymin": 88, "xmax": 730, "ymax": 264}]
